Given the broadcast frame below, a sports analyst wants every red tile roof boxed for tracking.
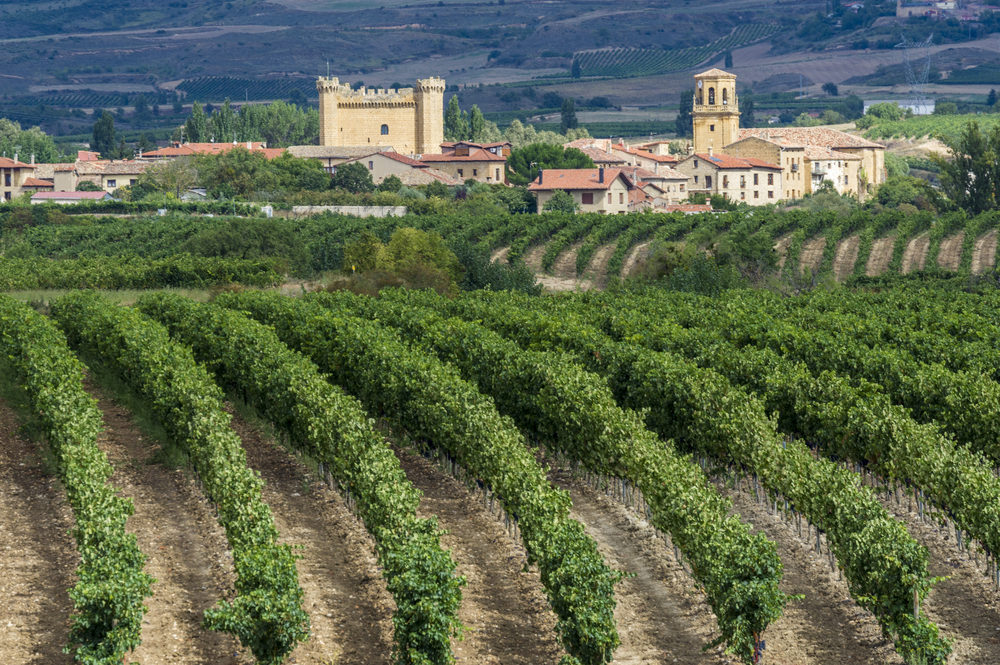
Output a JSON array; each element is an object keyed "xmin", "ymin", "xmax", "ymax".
[
  {"xmin": 528, "ymin": 168, "xmax": 633, "ymax": 191},
  {"xmin": 577, "ymin": 147, "xmax": 627, "ymax": 164},
  {"xmin": 663, "ymin": 203, "xmax": 714, "ymax": 213},
  {"xmin": 692, "ymin": 153, "xmax": 781, "ymax": 170},
  {"xmin": 77, "ymin": 150, "xmax": 102, "ymax": 162},
  {"xmin": 0, "ymin": 157, "xmax": 33, "ymax": 168},
  {"xmin": 32, "ymin": 191, "xmax": 110, "ymax": 200},
  {"xmin": 737, "ymin": 127, "xmax": 884, "ymax": 149},
  {"xmin": 419, "ymin": 148, "xmax": 506, "ymax": 162},
  {"xmin": 21, "ymin": 177, "xmax": 53, "ymax": 188},
  {"xmin": 380, "ymin": 151, "xmax": 428, "ymax": 167},
  {"xmin": 144, "ymin": 142, "xmax": 272, "ymax": 158},
  {"xmin": 611, "ymin": 144, "xmax": 678, "ymax": 164}
]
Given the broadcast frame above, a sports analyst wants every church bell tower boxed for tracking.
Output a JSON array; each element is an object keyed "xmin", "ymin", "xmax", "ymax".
[{"xmin": 692, "ymin": 68, "xmax": 740, "ymax": 154}]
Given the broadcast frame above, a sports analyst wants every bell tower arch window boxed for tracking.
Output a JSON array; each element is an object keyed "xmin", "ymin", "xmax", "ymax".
[
  {"xmin": 708, "ymin": 87, "xmax": 715, "ymax": 105},
  {"xmin": 722, "ymin": 88, "xmax": 728, "ymax": 105}
]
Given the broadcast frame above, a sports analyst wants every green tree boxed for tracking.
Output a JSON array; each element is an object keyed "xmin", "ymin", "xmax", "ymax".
[
  {"xmin": 330, "ymin": 161, "xmax": 375, "ymax": 193},
  {"xmin": 138, "ymin": 157, "xmax": 198, "ymax": 198},
  {"xmin": 377, "ymin": 174, "xmax": 403, "ymax": 192},
  {"xmin": 75, "ymin": 180, "xmax": 104, "ymax": 191},
  {"xmin": 571, "ymin": 59, "xmax": 582, "ymax": 78},
  {"xmin": 136, "ymin": 133, "xmax": 156, "ymax": 156},
  {"xmin": 469, "ymin": 105, "xmax": 486, "ymax": 142},
  {"xmin": 185, "ymin": 101, "xmax": 208, "ymax": 142},
  {"xmin": 560, "ymin": 98, "xmax": 578, "ymax": 133},
  {"xmin": 932, "ymin": 121, "xmax": 1000, "ymax": 214},
  {"xmin": 506, "ymin": 143, "xmax": 595, "ymax": 185},
  {"xmin": 866, "ymin": 102, "xmax": 906, "ymax": 120},
  {"xmin": 676, "ymin": 89, "xmax": 694, "ymax": 137},
  {"xmin": 724, "ymin": 51, "xmax": 733, "ymax": 68},
  {"xmin": 542, "ymin": 189, "xmax": 578, "ymax": 213},
  {"xmin": 0, "ymin": 119, "xmax": 62, "ymax": 163},
  {"xmin": 196, "ymin": 147, "xmax": 279, "ymax": 199},
  {"xmin": 444, "ymin": 96, "xmax": 468, "ymax": 141},
  {"xmin": 989, "ymin": 89, "xmax": 998, "ymax": 109},
  {"xmin": 822, "ymin": 82, "xmax": 839, "ymax": 96},
  {"xmin": 934, "ymin": 102, "xmax": 958, "ymax": 115},
  {"xmin": 210, "ymin": 99, "xmax": 239, "ymax": 143},
  {"xmin": 271, "ymin": 152, "xmax": 329, "ymax": 191},
  {"xmin": 91, "ymin": 110, "xmax": 117, "ymax": 158}
]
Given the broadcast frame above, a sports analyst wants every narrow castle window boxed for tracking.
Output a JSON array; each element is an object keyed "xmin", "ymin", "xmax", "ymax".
[
  {"xmin": 381, "ymin": 124, "xmax": 389, "ymax": 135},
  {"xmin": 722, "ymin": 89, "xmax": 728, "ymax": 105},
  {"xmin": 708, "ymin": 87, "xmax": 715, "ymax": 105}
]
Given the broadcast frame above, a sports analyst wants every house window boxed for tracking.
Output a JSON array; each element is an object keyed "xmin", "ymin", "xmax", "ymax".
[
  {"xmin": 754, "ymin": 191, "xmax": 759, "ymax": 199},
  {"xmin": 130, "ymin": 179, "xmax": 137, "ymax": 186},
  {"xmin": 3, "ymin": 173, "xmax": 9, "ymax": 187},
  {"xmin": 722, "ymin": 175, "xmax": 728, "ymax": 188},
  {"xmin": 368, "ymin": 161, "xmax": 373, "ymax": 170},
  {"xmin": 107, "ymin": 179, "xmax": 116, "ymax": 188},
  {"xmin": 495, "ymin": 168, "xmax": 500, "ymax": 180},
  {"xmin": 381, "ymin": 124, "xmax": 389, "ymax": 135},
  {"xmin": 3, "ymin": 192, "xmax": 9, "ymax": 200},
  {"xmin": 581, "ymin": 192, "xmax": 594, "ymax": 205},
  {"xmin": 680, "ymin": 184, "xmax": 685, "ymax": 191},
  {"xmin": 705, "ymin": 175, "xmax": 712, "ymax": 188},
  {"xmin": 619, "ymin": 192, "xmax": 624, "ymax": 204},
  {"xmin": 694, "ymin": 160, "xmax": 699, "ymax": 168},
  {"xmin": 710, "ymin": 124, "xmax": 715, "ymax": 132},
  {"xmin": 693, "ymin": 175, "xmax": 698, "ymax": 183},
  {"xmin": 740, "ymin": 191, "xmax": 745, "ymax": 200},
  {"xmin": 768, "ymin": 173, "xmax": 774, "ymax": 185},
  {"xmin": 457, "ymin": 169, "xmax": 463, "ymax": 177},
  {"xmin": 768, "ymin": 191, "xmax": 774, "ymax": 198},
  {"xmin": 607, "ymin": 192, "xmax": 612, "ymax": 203},
  {"xmin": 753, "ymin": 173, "xmax": 758, "ymax": 186},
  {"xmin": 473, "ymin": 169, "xmax": 478, "ymax": 177},
  {"xmin": 740, "ymin": 175, "xmax": 746, "ymax": 188}
]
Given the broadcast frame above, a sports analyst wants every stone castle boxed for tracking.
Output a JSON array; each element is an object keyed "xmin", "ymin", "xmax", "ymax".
[{"xmin": 317, "ymin": 76, "xmax": 445, "ymax": 155}]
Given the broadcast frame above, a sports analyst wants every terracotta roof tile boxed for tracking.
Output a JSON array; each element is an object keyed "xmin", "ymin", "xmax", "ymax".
[
  {"xmin": 528, "ymin": 168, "xmax": 633, "ymax": 191},
  {"xmin": 577, "ymin": 147, "xmax": 627, "ymax": 164},
  {"xmin": 691, "ymin": 153, "xmax": 781, "ymax": 170},
  {"xmin": 380, "ymin": 151, "xmax": 427, "ymax": 167},
  {"xmin": 0, "ymin": 157, "xmax": 33, "ymax": 168},
  {"xmin": 21, "ymin": 177, "xmax": 53, "ymax": 188},
  {"xmin": 737, "ymin": 127, "xmax": 884, "ymax": 149},
  {"xmin": 32, "ymin": 191, "xmax": 109, "ymax": 200},
  {"xmin": 419, "ymin": 148, "xmax": 505, "ymax": 162},
  {"xmin": 663, "ymin": 203, "xmax": 714, "ymax": 213}
]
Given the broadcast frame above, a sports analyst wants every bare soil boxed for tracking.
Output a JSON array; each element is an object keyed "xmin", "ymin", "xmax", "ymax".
[
  {"xmin": 937, "ymin": 232, "xmax": 965, "ymax": 271},
  {"xmin": 877, "ymin": 488, "xmax": 1000, "ymax": 665},
  {"xmin": 622, "ymin": 241, "xmax": 652, "ymax": 278},
  {"xmin": 902, "ymin": 233, "xmax": 930, "ymax": 275},
  {"xmin": 0, "ymin": 399, "xmax": 76, "ymax": 665},
  {"xmin": 775, "ymin": 234, "xmax": 794, "ymax": 271},
  {"xmin": 86, "ymin": 381, "xmax": 249, "ymax": 665},
  {"xmin": 490, "ymin": 246, "xmax": 510, "ymax": 264},
  {"xmin": 549, "ymin": 239, "xmax": 586, "ymax": 278},
  {"xmin": 717, "ymin": 480, "xmax": 901, "ymax": 665},
  {"xmin": 833, "ymin": 235, "xmax": 860, "ymax": 282},
  {"xmin": 395, "ymin": 447, "xmax": 564, "ymax": 664},
  {"xmin": 971, "ymin": 230, "xmax": 998, "ymax": 275},
  {"xmin": 865, "ymin": 236, "xmax": 895, "ymax": 277},
  {"xmin": 798, "ymin": 237, "xmax": 826, "ymax": 277},
  {"xmin": 522, "ymin": 244, "xmax": 546, "ymax": 274},
  {"xmin": 227, "ymin": 411, "xmax": 395, "ymax": 665},
  {"xmin": 582, "ymin": 242, "xmax": 619, "ymax": 289},
  {"xmin": 549, "ymin": 468, "xmax": 730, "ymax": 665}
]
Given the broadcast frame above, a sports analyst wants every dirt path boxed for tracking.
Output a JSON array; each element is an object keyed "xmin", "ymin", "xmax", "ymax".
[
  {"xmin": 833, "ymin": 234, "xmax": 860, "ymax": 282},
  {"xmin": 865, "ymin": 235, "xmax": 895, "ymax": 277},
  {"xmin": 775, "ymin": 234, "xmax": 794, "ymax": 271},
  {"xmin": 0, "ymin": 399, "xmax": 76, "ymax": 665},
  {"xmin": 490, "ymin": 246, "xmax": 510, "ymax": 264},
  {"xmin": 396, "ymin": 448, "xmax": 564, "ymax": 664},
  {"xmin": 971, "ymin": 230, "xmax": 998, "ymax": 275},
  {"xmin": 550, "ymin": 469, "xmax": 729, "ymax": 665},
  {"xmin": 902, "ymin": 233, "xmax": 930, "ymax": 274},
  {"xmin": 583, "ymin": 241, "xmax": 618, "ymax": 288},
  {"xmin": 937, "ymin": 232, "xmax": 965, "ymax": 271},
  {"xmin": 86, "ymin": 381, "xmax": 249, "ymax": 665},
  {"xmin": 878, "ymin": 490, "xmax": 1000, "ymax": 664},
  {"xmin": 227, "ymin": 412, "xmax": 395, "ymax": 665},
  {"xmin": 623, "ymin": 241, "xmax": 652, "ymax": 277},
  {"xmin": 718, "ymin": 482, "xmax": 900, "ymax": 665},
  {"xmin": 523, "ymin": 244, "xmax": 546, "ymax": 274},
  {"xmin": 550, "ymin": 239, "xmax": 586, "ymax": 278},
  {"xmin": 798, "ymin": 237, "xmax": 827, "ymax": 276}
]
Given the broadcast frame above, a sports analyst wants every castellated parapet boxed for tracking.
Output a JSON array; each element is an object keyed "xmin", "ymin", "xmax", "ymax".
[{"xmin": 317, "ymin": 76, "xmax": 445, "ymax": 155}]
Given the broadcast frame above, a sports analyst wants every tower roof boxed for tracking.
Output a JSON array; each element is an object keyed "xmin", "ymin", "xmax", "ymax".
[{"xmin": 695, "ymin": 68, "xmax": 736, "ymax": 79}]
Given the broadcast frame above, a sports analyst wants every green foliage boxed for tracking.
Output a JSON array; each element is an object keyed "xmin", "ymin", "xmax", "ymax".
[
  {"xmin": 91, "ymin": 111, "xmax": 117, "ymax": 159},
  {"xmin": 0, "ymin": 118, "xmax": 64, "ymax": 163},
  {"xmin": 0, "ymin": 296, "xmax": 152, "ymax": 664},
  {"xmin": 330, "ymin": 161, "xmax": 375, "ymax": 193},
  {"xmin": 866, "ymin": 102, "xmax": 907, "ymax": 121},
  {"xmin": 51, "ymin": 292, "xmax": 310, "ymax": 663},
  {"xmin": 378, "ymin": 174, "xmax": 404, "ymax": 193},
  {"xmin": 932, "ymin": 121, "xmax": 1000, "ymax": 214},
  {"xmin": 216, "ymin": 291, "xmax": 624, "ymax": 665},
  {"xmin": 934, "ymin": 102, "xmax": 958, "ymax": 115},
  {"xmin": 542, "ymin": 189, "xmax": 578, "ymax": 213},
  {"xmin": 75, "ymin": 180, "xmax": 104, "ymax": 192},
  {"xmin": 137, "ymin": 294, "xmax": 465, "ymax": 665},
  {"xmin": 185, "ymin": 101, "xmax": 208, "ymax": 142},
  {"xmin": 507, "ymin": 144, "xmax": 595, "ymax": 186},
  {"xmin": 560, "ymin": 98, "xmax": 578, "ymax": 133},
  {"xmin": 195, "ymin": 147, "xmax": 278, "ymax": 199}
]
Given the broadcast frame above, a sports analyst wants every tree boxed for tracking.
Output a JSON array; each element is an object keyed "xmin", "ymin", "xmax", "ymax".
[
  {"xmin": 185, "ymin": 101, "xmax": 208, "ymax": 142},
  {"xmin": 133, "ymin": 95, "xmax": 151, "ymax": 123},
  {"xmin": 560, "ymin": 98, "xmax": 578, "ymax": 133},
  {"xmin": 989, "ymin": 89, "xmax": 998, "ymax": 109},
  {"xmin": 91, "ymin": 111, "xmax": 117, "ymax": 158},
  {"xmin": 75, "ymin": 180, "xmax": 104, "ymax": 191},
  {"xmin": 506, "ymin": 143, "xmax": 594, "ymax": 185},
  {"xmin": 138, "ymin": 157, "xmax": 198, "ymax": 197},
  {"xmin": 330, "ymin": 161, "xmax": 375, "ymax": 193},
  {"xmin": 444, "ymin": 95, "xmax": 468, "ymax": 141},
  {"xmin": 542, "ymin": 189, "xmax": 578, "ymax": 213},
  {"xmin": 0, "ymin": 119, "xmax": 62, "ymax": 163},
  {"xmin": 822, "ymin": 82, "xmax": 839, "ymax": 96},
  {"xmin": 377, "ymin": 174, "xmax": 403, "ymax": 192},
  {"xmin": 210, "ymin": 99, "xmax": 238, "ymax": 143},
  {"xmin": 865, "ymin": 102, "xmax": 905, "ymax": 120},
  {"xmin": 135, "ymin": 133, "xmax": 156, "ymax": 156},
  {"xmin": 195, "ymin": 147, "xmax": 279, "ymax": 199},
  {"xmin": 676, "ymin": 89, "xmax": 694, "ymax": 137},
  {"xmin": 934, "ymin": 102, "xmax": 958, "ymax": 115},
  {"xmin": 571, "ymin": 59, "xmax": 582, "ymax": 79},
  {"xmin": 469, "ymin": 105, "xmax": 486, "ymax": 142},
  {"xmin": 724, "ymin": 51, "xmax": 733, "ymax": 68},
  {"xmin": 932, "ymin": 121, "xmax": 1000, "ymax": 214},
  {"xmin": 271, "ymin": 152, "xmax": 329, "ymax": 191}
]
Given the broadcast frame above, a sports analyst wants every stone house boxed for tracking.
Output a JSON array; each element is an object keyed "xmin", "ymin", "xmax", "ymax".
[
  {"xmin": 674, "ymin": 152, "xmax": 782, "ymax": 205},
  {"xmin": 418, "ymin": 145, "xmax": 507, "ymax": 184},
  {"xmin": 528, "ymin": 168, "xmax": 635, "ymax": 214},
  {"xmin": 0, "ymin": 156, "xmax": 37, "ymax": 201}
]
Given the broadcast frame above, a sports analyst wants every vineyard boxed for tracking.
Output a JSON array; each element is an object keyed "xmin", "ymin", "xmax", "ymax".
[
  {"xmin": 573, "ymin": 23, "xmax": 781, "ymax": 78},
  {"xmin": 3, "ymin": 278, "xmax": 1000, "ymax": 664},
  {"xmin": 175, "ymin": 77, "xmax": 318, "ymax": 103},
  {"xmin": 862, "ymin": 114, "xmax": 1000, "ymax": 143}
]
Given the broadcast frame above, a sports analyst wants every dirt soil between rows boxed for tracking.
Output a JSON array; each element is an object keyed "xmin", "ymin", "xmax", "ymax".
[
  {"xmin": 902, "ymin": 233, "xmax": 930, "ymax": 275},
  {"xmin": 865, "ymin": 235, "xmax": 895, "ymax": 277},
  {"xmin": 937, "ymin": 232, "xmax": 965, "ymax": 271},
  {"xmin": 0, "ymin": 398, "xmax": 76, "ymax": 665},
  {"xmin": 394, "ymin": 446, "xmax": 564, "ymax": 664},
  {"xmin": 971, "ymin": 230, "xmax": 998, "ymax": 275},
  {"xmin": 798, "ymin": 237, "xmax": 827, "ymax": 276},
  {"xmin": 227, "ymin": 410, "xmax": 395, "ymax": 665},
  {"xmin": 87, "ymin": 380, "xmax": 250, "ymax": 665},
  {"xmin": 833, "ymin": 235, "xmax": 860, "ymax": 282}
]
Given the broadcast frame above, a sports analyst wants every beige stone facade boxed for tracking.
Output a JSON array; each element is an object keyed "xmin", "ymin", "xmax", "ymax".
[
  {"xmin": 529, "ymin": 168, "xmax": 634, "ymax": 214},
  {"xmin": 317, "ymin": 76, "xmax": 445, "ymax": 156},
  {"xmin": 692, "ymin": 69, "xmax": 740, "ymax": 156},
  {"xmin": 0, "ymin": 157, "xmax": 36, "ymax": 201},
  {"xmin": 674, "ymin": 152, "xmax": 782, "ymax": 206}
]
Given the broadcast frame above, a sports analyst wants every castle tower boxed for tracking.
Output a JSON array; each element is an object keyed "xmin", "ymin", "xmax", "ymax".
[
  {"xmin": 414, "ymin": 77, "xmax": 445, "ymax": 155},
  {"xmin": 692, "ymin": 68, "xmax": 740, "ymax": 154},
  {"xmin": 317, "ymin": 77, "xmax": 340, "ymax": 147}
]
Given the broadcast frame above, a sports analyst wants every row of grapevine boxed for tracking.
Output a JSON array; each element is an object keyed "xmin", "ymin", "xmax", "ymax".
[
  {"xmin": 0, "ymin": 295, "xmax": 152, "ymax": 664},
  {"xmin": 176, "ymin": 77, "xmax": 317, "ymax": 103},
  {"xmin": 540, "ymin": 215, "xmax": 602, "ymax": 272},
  {"xmin": 588, "ymin": 292, "xmax": 1000, "ymax": 584},
  {"xmin": 305, "ymin": 289, "xmax": 787, "ymax": 664},
  {"xmin": 408, "ymin": 289, "xmax": 949, "ymax": 664},
  {"xmin": 214, "ymin": 291, "xmax": 623, "ymax": 665},
  {"xmin": 135, "ymin": 294, "xmax": 464, "ymax": 665},
  {"xmin": 0, "ymin": 256, "xmax": 283, "ymax": 290},
  {"xmin": 51, "ymin": 292, "xmax": 309, "ymax": 664}
]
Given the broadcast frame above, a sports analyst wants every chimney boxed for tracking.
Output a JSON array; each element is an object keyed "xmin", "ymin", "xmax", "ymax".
[
  {"xmin": 599, "ymin": 167, "xmax": 605, "ymax": 183},
  {"xmin": 246, "ymin": 141, "xmax": 252, "ymax": 150},
  {"xmin": 30, "ymin": 154, "xmax": 35, "ymax": 164},
  {"xmin": 538, "ymin": 170, "xmax": 543, "ymax": 185},
  {"xmin": 13, "ymin": 152, "xmax": 17, "ymax": 164},
  {"xmin": 708, "ymin": 147, "xmax": 713, "ymax": 157}
]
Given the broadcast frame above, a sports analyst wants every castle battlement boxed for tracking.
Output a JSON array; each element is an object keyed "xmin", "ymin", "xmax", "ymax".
[{"xmin": 317, "ymin": 75, "xmax": 444, "ymax": 154}]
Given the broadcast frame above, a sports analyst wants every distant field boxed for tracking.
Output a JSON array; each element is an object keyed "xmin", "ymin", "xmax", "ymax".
[{"xmin": 863, "ymin": 113, "xmax": 1000, "ymax": 142}]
